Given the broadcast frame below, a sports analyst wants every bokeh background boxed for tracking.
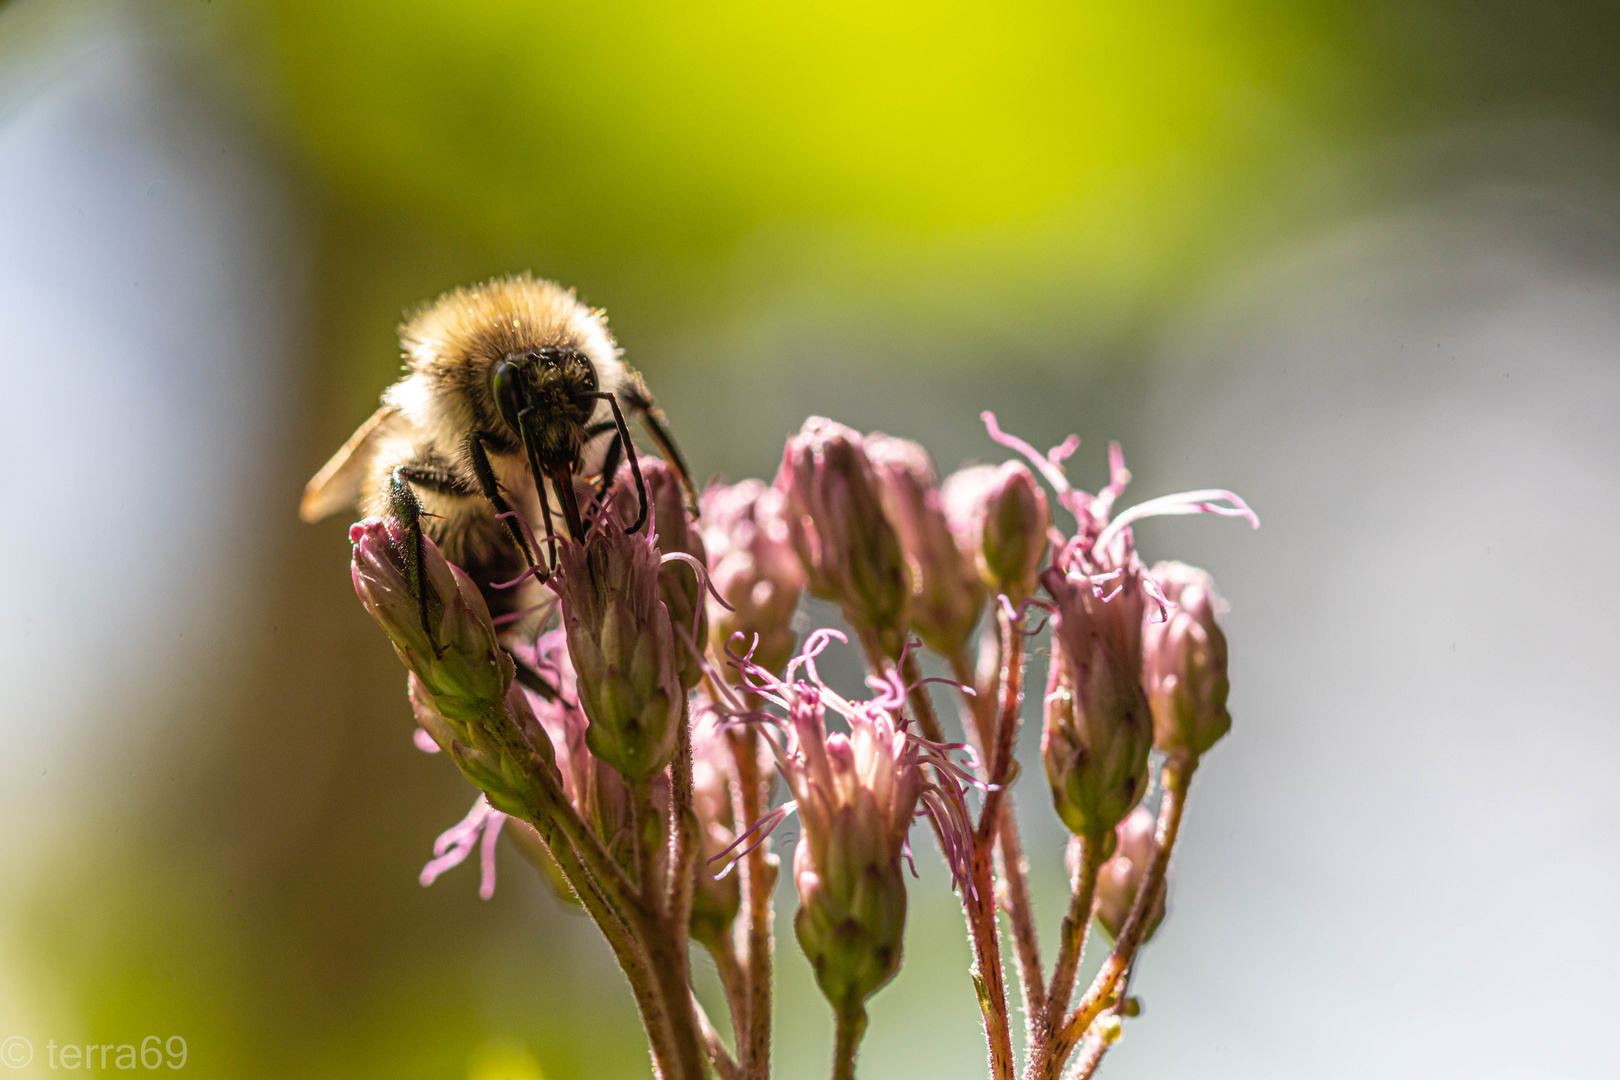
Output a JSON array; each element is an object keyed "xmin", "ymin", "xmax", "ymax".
[{"xmin": 2, "ymin": 1, "xmax": 1618, "ymax": 1077}]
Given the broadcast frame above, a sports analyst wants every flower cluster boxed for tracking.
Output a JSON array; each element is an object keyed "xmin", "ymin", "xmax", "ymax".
[{"xmin": 342, "ymin": 408, "xmax": 1254, "ymax": 1080}]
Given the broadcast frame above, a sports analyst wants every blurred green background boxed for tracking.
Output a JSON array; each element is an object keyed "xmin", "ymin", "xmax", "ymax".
[{"xmin": 3, "ymin": 1, "xmax": 1619, "ymax": 1077}]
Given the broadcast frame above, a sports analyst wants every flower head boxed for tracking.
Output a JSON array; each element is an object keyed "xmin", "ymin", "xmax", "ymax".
[
  {"xmin": 553, "ymin": 521, "xmax": 682, "ymax": 783},
  {"xmin": 511, "ymin": 626, "xmax": 657, "ymax": 879},
  {"xmin": 1143, "ymin": 562, "xmax": 1232, "ymax": 762},
  {"xmin": 1090, "ymin": 805, "xmax": 1166, "ymax": 942},
  {"xmin": 866, "ymin": 435, "xmax": 986, "ymax": 657},
  {"xmin": 942, "ymin": 460, "xmax": 1050, "ymax": 603},
  {"xmin": 352, "ymin": 516, "xmax": 510, "ymax": 724},
  {"xmin": 971, "ymin": 414, "xmax": 1255, "ymax": 841},
  {"xmin": 711, "ymin": 632, "xmax": 978, "ymax": 1014},
  {"xmin": 702, "ymin": 479, "xmax": 806, "ymax": 679},
  {"xmin": 606, "ymin": 458, "xmax": 711, "ymax": 689},
  {"xmin": 1040, "ymin": 552, "xmax": 1155, "ymax": 846},
  {"xmin": 775, "ymin": 418, "xmax": 911, "ymax": 658}
]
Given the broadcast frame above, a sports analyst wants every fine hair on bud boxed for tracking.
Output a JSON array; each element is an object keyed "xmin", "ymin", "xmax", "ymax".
[
  {"xmin": 867, "ymin": 434, "xmax": 986, "ymax": 657},
  {"xmin": 775, "ymin": 417, "xmax": 912, "ymax": 658},
  {"xmin": 555, "ymin": 519, "xmax": 683, "ymax": 783}
]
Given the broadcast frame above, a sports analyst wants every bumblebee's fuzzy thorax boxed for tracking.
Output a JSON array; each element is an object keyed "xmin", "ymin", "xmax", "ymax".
[{"xmin": 392, "ymin": 275, "xmax": 622, "ymax": 459}]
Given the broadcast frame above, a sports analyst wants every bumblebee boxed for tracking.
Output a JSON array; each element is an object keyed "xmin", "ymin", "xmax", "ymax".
[{"xmin": 301, "ymin": 275, "xmax": 694, "ymax": 683}]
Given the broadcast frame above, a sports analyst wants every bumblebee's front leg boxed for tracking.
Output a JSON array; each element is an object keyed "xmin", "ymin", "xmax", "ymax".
[
  {"xmin": 466, "ymin": 433, "xmax": 541, "ymax": 571},
  {"xmin": 617, "ymin": 373, "xmax": 699, "ymax": 517}
]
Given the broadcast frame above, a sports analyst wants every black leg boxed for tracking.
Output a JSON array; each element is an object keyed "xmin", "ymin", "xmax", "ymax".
[
  {"xmin": 533, "ymin": 463, "xmax": 561, "ymax": 568},
  {"xmin": 618, "ymin": 375, "xmax": 699, "ymax": 517},
  {"xmin": 466, "ymin": 432, "xmax": 536, "ymax": 569},
  {"xmin": 508, "ymin": 653, "xmax": 560, "ymax": 701},
  {"xmin": 593, "ymin": 392, "xmax": 648, "ymax": 534},
  {"xmin": 597, "ymin": 429, "xmax": 625, "ymax": 502},
  {"xmin": 388, "ymin": 467, "xmax": 436, "ymax": 649}
]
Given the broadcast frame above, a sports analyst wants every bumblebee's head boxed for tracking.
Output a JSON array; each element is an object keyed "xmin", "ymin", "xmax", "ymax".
[{"xmin": 491, "ymin": 344, "xmax": 600, "ymax": 470}]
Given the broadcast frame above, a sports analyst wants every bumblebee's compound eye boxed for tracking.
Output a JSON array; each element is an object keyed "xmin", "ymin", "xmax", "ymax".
[{"xmin": 492, "ymin": 360, "xmax": 524, "ymax": 432}]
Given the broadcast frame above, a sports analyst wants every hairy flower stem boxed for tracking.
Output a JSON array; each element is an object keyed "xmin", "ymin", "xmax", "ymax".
[
  {"xmin": 532, "ymin": 813, "xmax": 681, "ymax": 1077},
  {"xmin": 671, "ymin": 695, "xmax": 698, "ymax": 955},
  {"xmin": 1037, "ymin": 758, "xmax": 1196, "ymax": 1080},
  {"xmin": 967, "ymin": 605, "xmax": 1029, "ymax": 1080},
  {"xmin": 708, "ymin": 939, "xmax": 749, "ymax": 1060},
  {"xmin": 695, "ymin": 991, "xmax": 744, "ymax": 1080},
  {"xmin": 831, "ymin": 1006, "xmax": 867, "ymax": 1080},
  {"xmin": 950, "ymin": 643, "xmax": 1045, "ymax": 1035},
  {"xmin": 728, "ymin": 716, "xmax": 776, "ymax": 1080},
  {"xmin": 899, "ymin": 648, "xmax": 947, "ymax": 744},
  {"xmin": 633, "ymin": 781, "xmax": 662, "ymax": 911},
  {"xmin": 1065, "ymin": 1033, "xmax": 1109, "ymax": 1080},
  {"xmin": 1026, "ymin": 837, "xmax": 1101, "ymax": 1078}
]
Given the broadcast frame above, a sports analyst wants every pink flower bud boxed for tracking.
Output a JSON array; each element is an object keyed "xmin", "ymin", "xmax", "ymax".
[
  {"xmin": 606, "ymin": 459, "xmax": 710, "ymax": 689},
  {"xmin": 688, "ymin": 713, "xmax": 742, "ymax": 947},
  {"xmin": 702, "ymin": 479, "xmax": 805, "ymax": 679},
  {"xmin": 1039, "ymin": 554, "xmax": 1153, "ymax": 845},
  {"xmin": 942, "ymin": 461, "xmax": 1050, "ymax": 602},
  {"xmin": 775, "ymin": 418, "xmax": 911, "ymax": 657},
  {"xmin": 1092, "ymin": 806, "xmax": 1166, "ymax": 942},
  {"xmin": 511, "ymin": 630, "xmax": 666, "ymax": 880},
  {"xmin": 555, "ymin": 523, "xmax": 682, "ymax": 783},
  {"xmin": 351, "ymin": 516, "xmax": 511, "ymax": 724},
  {"xmin": 1143, "ymin": 562, "xmax": 1232, "ymax": 761},
  {"xmin": 712, "ymin": 633, "xmax": 977, "ymax": 1015},
  {"xmin": 787, "ymin": 688, "xmax": 913, "ymax": 1015},
  {"xmin": 866, "ymin": 435, "xmax": 986, "ymax": 657}
]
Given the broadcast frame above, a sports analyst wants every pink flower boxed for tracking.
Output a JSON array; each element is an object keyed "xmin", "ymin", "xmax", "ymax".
[
  {"xmin": 867, "ymin": 435, "xmax": 986, "ymax": 656},
  {"xmin": 605, "ymin": 458, "xmax": 711, "ymax": 690},
  {"xmin": 775, "ymin": 418, "xmax": 911, "ymax": 658},
  {"xmin": 420, "ymin": 796, "xmax": 507, "ymax": 901},
  {"xmin": 942, "ymin": 460, "xmax": 1050, "ymax": 603},
  {"xmin": 351, "ymin": 516, "xmax": 510, "ymax": 724},
  {"xmin": 710, "ymin": 632, "xmax": 979, "ymax": 1013},
  {"xmin": 1142, "ymin": 562, "xmax": 1232, "ymax": 761},
  {"xmin": 553, "ymin": 520, "xmax": 683, "ymax": 783},
  {"xmin": 702, "ymin": 479, "xmax": 806, "ymax": 680},
  {"xmin": 1091, "ymin": 806, "xmax": 1166, "ymax": 942},
  {"xmin": 1040, "ymin": 554, "xmax": 1155, "ymax": 846},
  {"xmin": 972, "ymin": 413, "xmax": 1256, "ymax": 842}
]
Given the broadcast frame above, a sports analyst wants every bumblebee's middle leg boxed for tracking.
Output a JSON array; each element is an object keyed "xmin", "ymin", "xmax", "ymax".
[{"xmin": 387, "ymin": 462, "xmax": 476, "ymax": 647}]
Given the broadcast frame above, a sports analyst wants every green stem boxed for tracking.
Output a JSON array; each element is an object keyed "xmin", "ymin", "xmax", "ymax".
[
  {"xmin": 728, "ymin": 718, "xmax": 776, "ymax": 1080},
  {"xmin": 1039, "ymin": 758, "xmax": 1196, "ymax": 1080},
  {"xmin": 831, "ymin": 1006, "xmax": 867, "ymax": 1080}
]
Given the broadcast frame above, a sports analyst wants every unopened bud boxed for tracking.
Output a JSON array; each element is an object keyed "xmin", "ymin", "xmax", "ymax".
[
  {"xmin": 787, "ymin": 691, "xmax": 914, "ymax": 1015},
  {"xmin": 1093, "ymin": 805, "xmax": 1166, "ymax": 942},
  {"xmin": 775, "ymin": 418, "xmax": 911, "ymax": 658},
  {"xmin": 1039, "ymin": 562, "xmax": 1153, "ymax": 845},
  {"xmin": 608, "ymin": 459, "xmax": 710, "ymax": 689},
  {"xmin": 1143, "ymin": 562, "xmax": 1232, "ymax": 762},
  {"xmin": 702, "ymin": 479, "xmax": 805, "ymax": 678},
  {"xmin": 556, "ymin": 524, "xmax": 682, "ymax": 783},
  {"xmin": 943, "ymin": 461, "xmax": 1050, "ymax": 602},
  {"xmin": 352, "ymin": 516, "xmax": 510, "ymax": 723},
  {"xmin": 867, "ymin": 435, "xmax": 985, "ymax": 656}
]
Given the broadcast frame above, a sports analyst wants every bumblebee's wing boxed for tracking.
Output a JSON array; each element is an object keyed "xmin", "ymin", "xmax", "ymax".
[{"xmin": 299, "ymin": 404, "xmax": 399, "ymax": 522}]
